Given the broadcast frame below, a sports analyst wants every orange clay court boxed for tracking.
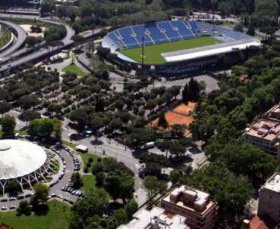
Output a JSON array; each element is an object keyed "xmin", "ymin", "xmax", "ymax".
[{"xmin": 150, "ymin": 102, "xmax": 196, "ymax": 136}]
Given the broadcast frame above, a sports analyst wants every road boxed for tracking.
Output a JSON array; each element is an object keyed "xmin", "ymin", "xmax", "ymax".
[{"xmin": 0, "ymin": 14, "xmax": 76, "ymax": 73}]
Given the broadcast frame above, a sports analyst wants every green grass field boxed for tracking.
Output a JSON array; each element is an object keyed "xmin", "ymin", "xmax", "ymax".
[
  {"xmin": 120, "ymin": 36, "xmax": 220, "ymax": 64},
  {"xmin": 81, "ymin": 174, "xmax": 96, "ymax": 191},
  {"xmin": 0, "ymin": 200, "xmax": 70, "ymax": 229},
  {"xmin": 0, "ymin": 26, "xmax": 12, "ymax": 49},
  {"xmin": 63, "ymin": 63, "xmax": 85, "ymax": 77}
]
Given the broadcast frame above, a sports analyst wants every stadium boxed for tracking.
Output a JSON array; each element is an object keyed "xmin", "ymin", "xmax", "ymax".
[
  {"xmin": 102, "ymin": 20, "xmax": 262, "ymax": 75},
  {"xmin": 0, "ymin": 140, "xmax": 55, "ymax": 194}
]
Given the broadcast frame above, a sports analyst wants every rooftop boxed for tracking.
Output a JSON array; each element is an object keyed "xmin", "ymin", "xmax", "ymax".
[
  {"xmin": 118, "ymin": 206, "xmax": 189, "ymax": 229},
  {"xmin": 0, "ymin": 140, "xmax": 47, "ymax": 180},
  {"xmin": 263, "ymin": 172, "xmax": 280, "ymax": 193},
  {"xmin": 163, "ymin": 185, "xmax": 215, "ymax": 214}
]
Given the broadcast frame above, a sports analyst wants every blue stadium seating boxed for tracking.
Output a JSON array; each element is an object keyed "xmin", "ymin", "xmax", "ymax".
[
  {"xmin": 145, "ymin": 23, "xmax": 167, "ymax": 43},
  {"xmin": 118, "ymin": 27, "xmax": 139, "ymax": 48},
  {"xmin": 105, "ymin": 20, "xmax": 253, "ymax": 49},
  {"xmin": 170, "ymin": 21, "xmax": 194, "ymax": 39},
  {"xmin": 157, "ymin": 21, "xmax": 181, "ymax": 40}
]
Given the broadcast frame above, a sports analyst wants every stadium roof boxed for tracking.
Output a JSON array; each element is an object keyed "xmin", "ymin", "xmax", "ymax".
[
  {"xmin": 0, "ymin": 140, "xmax": 47, "ymax": 180},
  {"xmin": 162, "ymin": 40, "xmax": 261, "ymax": 62}
]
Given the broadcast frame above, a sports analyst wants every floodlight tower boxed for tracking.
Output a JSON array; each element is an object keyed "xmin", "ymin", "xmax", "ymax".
[{"xmin": 141, "ymin": 36, "xmax": 145, "ymax": 76}]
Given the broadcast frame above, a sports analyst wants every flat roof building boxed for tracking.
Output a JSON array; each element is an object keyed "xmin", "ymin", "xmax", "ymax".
[
  {"xmin": 244, "ymin": 104, "xmax": 280, "ymax": 155},
  {"xmin": 118, "ymin": 206, "xmax": 189, "ymax": 229},
  {"xmin": 258, "ymin": 172, "xmax": 280, "ymax": 225},
  {"xmin": 161, "ymin": 185, "xmax": 218, "ymax": 229}
]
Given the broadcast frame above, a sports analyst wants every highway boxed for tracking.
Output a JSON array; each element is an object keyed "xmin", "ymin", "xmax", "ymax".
[
  {"xmin": 0, "ymin": 20, "xmax": 26, "ymax": 58},
  {"xmin": 0, "ymin": 14, "xmax": 76, "ymax": 73}
]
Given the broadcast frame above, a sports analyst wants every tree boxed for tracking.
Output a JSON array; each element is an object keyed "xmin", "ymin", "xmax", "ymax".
[
  {"xmin": 90, "ymin": 116, "xmax": 104, "ymax": 140},
  {"xmin": 30, "ymin": 182, "xmax": 49, "ymax": 208},
  {"xmin": 247, "ymin": 23, "xmax": 255, "ymax": 36},
  {"xmin": 104, "ymin": 171, "xmax": 134, "ymax": 203},
  {"xmin": 69, "ymin": 109, "xmax": 88, "ymax": 129},
  {"xmin": 144, "ymin": 176, "xmax": 166, "ymax": 204},
  {"xmin": 1, "ymin": 115, "xmax": 16, "ymax": 138},
  {"xmin": 71, "ymin": 172, "xmax": 83, "ymax": 189},
  {"xmin": 234, "ymin": 23, "xmax": 244, "ymax": 32},
  {"xmin": 171, "ymin": 124, "xmax": 185, "ymax": 138},
  {"xmin": 188, "ymin": 78, "xmax": 201, "ymax": 101},
  {"xmin": 219, "ymin": 141, "xmax": 277, "ymax": 185},
  {"xmin": 70, "ymin": 188, "xmax": 108, "ymax": 229},
  {"xmin": 19, "ymin": 110, "xmax": 41, "ymax": 122},
  {"xmin": 28, "ymin": 118, "xmax": 62, "ymax": 142},
  {"xmin": 112, "ymin": 209, "xmax": 127, "ymax": 225},
  {"xmin": 186, "ymin": 162, "xmax": 253, "ymax": 218},
  {"xmin": 0, "ymin": 102, "xmax": 11, "ymax": 115},
  {"xmin": 18, "ymin": 95, "xmax": 40, "ymax": 109},
  {"xmin": 182, "ymin": 82, "xmax": 189, "ymax": 103},
  {"xmin": 125, "ymin": 198, "xmax": 138, "ymax": 219},
  {"xmin": 6, "ymin": 180, "xmax": 21, "ymax": 196},
  {"xmin": 157, "ymin": 114, "xmax": 168, "ymax": 128},
  {"xmin": 17, "ymin": 200, "xmax": 31, "ymax": 216}
]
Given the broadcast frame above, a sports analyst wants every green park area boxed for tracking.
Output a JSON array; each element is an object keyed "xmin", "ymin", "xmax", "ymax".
[
  {"xmin": 0, "ymin": 200, "xmax": 70, "ymax": 229},
  {"xmin": 0, "ymin": 26, "xmax": 12, "ymax": 49},
  {"xmin": 120, "ymin": 36, "xmax": 220, "ymax": 64},
  {"xmin": 63, "ymin": 63, "xmax": 85, "ymax": 77}
]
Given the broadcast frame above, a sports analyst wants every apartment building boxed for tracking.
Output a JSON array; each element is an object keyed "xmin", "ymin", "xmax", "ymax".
[
  {"xmin": 244, "ymin": 104, "xmax": 280, "ymax": 155},
  {"xmin": 161, "ymin": 185, "xmax": 218, "ymax": 229},
  {"xmin": 258, "ymin": 172, "xmax": 280, "ymax": 224}
]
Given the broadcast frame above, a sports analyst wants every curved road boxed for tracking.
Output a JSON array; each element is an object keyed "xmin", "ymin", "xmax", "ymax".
[
  {"xmin": 0, "ymin": 14, "xmax": 76, "ymax": 73},
  {"xmin": 0, "ymin": 20, "xmax": 26, "ymax": 59}
]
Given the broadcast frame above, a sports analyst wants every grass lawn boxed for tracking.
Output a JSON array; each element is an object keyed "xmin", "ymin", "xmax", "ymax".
[
  {"xmin": 0, "ymin": 200, "xmax": 70, "ymax": 229},
  {"xmin": 0, "ymin": 26, "xmax": 11, "ymax": 49},
  {"xmin": 62, "ymin": 140, "xmax": 77, "ymax": 149},
  {"xmin": 63, "ymin": 63, "xmax": 85, "ymax": 77},
  {"xmin": 81, "ymin": 174, "xmax": 96, "ymax": 191},
  {"xmin": 120, "ymin": 36, "xmax": 220, "ymax": 64}
]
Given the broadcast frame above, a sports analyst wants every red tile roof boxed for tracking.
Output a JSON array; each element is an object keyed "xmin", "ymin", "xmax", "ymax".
[{"xmin": 249, "ymin": 216, "xmax": 268, "ymax": 229}]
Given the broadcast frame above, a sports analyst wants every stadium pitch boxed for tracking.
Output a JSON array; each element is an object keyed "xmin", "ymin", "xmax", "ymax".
[{"xmin": 120, "ymin": 36, "xmax": 220, "ymax": 64}]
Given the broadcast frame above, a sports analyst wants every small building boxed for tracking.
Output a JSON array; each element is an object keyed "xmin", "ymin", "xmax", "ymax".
[
  {"xmin": 258, "ymin": 172, "xmax": 280, "ymax": 225},
  {"xmin": 118, "ymin": 206, "xmax": 189, "ymax": 229},
  {"xmin": 161, "ymin": 185, "xmax": 218, "ymax": 229}
]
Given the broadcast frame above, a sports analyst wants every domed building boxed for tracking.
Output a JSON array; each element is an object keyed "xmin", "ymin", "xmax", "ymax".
[{"xmin": 0, "ymin": 139, "xmax": 54, "ymax": 194}]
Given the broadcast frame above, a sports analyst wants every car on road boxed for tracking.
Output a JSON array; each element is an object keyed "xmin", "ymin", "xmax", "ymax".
[
  {"xmin": 1, "ymin": 206, "xmax": 8, "ymax": 210},
  {"xmin": 10, "ymin": 206, "xmax": 16, "ymax": 210}
]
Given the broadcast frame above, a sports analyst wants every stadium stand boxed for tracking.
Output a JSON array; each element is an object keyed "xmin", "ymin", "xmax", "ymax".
[
  {"xmin": 106, "ymin": 20, "xmax": 201, "ymax": 49},
  {"xmin": 104, "ymin": 20, "xmax": 253, "ymax": 50}
]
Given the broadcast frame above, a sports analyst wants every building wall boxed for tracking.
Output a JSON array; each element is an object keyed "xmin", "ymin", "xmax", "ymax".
[
  {"xmin": 161, "ymin": 200, "xmax": 217, "ymax": 229},
  {"xmin": 258, "ymin": 187, "xmax": 280, "ymax": 223}
]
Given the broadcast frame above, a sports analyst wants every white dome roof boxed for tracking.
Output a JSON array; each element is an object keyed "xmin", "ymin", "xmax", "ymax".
[{"xmin": 0, "ymin": 140, "xmax": 47, "ymax": 180}]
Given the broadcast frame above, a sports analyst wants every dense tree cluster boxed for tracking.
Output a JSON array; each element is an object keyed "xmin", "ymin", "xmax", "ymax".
[{"xmin": 28, "ymin": 118, "xmax": 62, "ymax": 143}]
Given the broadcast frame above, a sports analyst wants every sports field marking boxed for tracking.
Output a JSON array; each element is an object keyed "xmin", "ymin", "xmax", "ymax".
[{"xmin": 120, "ymin": 36, "xmax": 220, "ymax": 64}]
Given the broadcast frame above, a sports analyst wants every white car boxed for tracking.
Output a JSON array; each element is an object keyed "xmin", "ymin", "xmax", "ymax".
[{"xmin": 1, "ymin": 206, "xmax": 8, "ymax": 210}]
